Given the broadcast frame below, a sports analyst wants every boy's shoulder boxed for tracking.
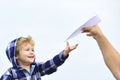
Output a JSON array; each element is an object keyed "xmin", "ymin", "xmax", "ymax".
[
  {"xmin": 3, "ymin": 67, "xmax": 14, "ymax": 75},
  {"xmin": 1, "ymin": 67, "xmax": 24, "ymax": 79},
  {"xmin": 0, "ymin": 67, "xmax": 13, "ymax": 79}
]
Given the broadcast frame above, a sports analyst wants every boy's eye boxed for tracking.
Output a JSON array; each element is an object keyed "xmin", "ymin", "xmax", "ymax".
[
  {"xmin": 26, "ymin": 49, "xmax": 34, "ymax": 52},
  {"xmin": 32, "ymin": 49, "xmax": 34, "ymax": 52},
  {"xmin": 26, "ymin": 49, "xmax": 29, "ymax": 51}
]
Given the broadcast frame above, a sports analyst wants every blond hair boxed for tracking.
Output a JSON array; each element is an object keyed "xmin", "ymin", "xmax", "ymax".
[{"xmin": 16, "ymin": 35, "xmax": 35, "ymax": 55}]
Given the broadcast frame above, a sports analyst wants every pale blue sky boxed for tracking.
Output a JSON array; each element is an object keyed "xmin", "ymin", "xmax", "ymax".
[{"xmin": 0, "ymin": 0, "xmax": 120, "ymax": 80}]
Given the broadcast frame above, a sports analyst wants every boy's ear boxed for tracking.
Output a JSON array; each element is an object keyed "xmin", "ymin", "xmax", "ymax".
[
  {"xmin": 15, "ymin": 53, "xmax": 18, "ymax": 59},
  {"xmin": 15, "ymin": 55, "xmax": 18, "ymax": 59},
  {"xmin": 15, "ymin": 52, "xmax": 19, "ymax": 59}
]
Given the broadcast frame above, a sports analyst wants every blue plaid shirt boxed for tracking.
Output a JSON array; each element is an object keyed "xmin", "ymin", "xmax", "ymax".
[{"xmin": 0, "ymin": 38, "xmax": 68, "ymax": 80}]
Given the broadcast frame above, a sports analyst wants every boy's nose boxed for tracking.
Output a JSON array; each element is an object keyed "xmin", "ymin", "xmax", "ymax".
[{"xmin": 30, "ymin": 50, "xmax": 35, "ymax": 55}]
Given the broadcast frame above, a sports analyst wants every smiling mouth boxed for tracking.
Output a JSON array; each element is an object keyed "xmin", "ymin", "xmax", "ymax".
[{"xmin": 28, "ymin": 56, "xmax": 35, "ymax": 58}]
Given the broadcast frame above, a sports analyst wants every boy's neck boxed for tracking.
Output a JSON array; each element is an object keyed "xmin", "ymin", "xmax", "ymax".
[
  {"xmin": 22, "ymin": 65, "xmax": 30, "ymax": 71},
  {"xmin": 19, "ymin": 63, "xmax": 31, "ymax": 72}
]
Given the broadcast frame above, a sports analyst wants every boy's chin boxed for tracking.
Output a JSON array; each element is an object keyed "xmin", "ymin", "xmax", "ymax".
[
  {"xmin": 27, "ymin": 61, "xmax": 34, "ymax": 65},
  {"xmin": 29, "ymin": 59, "xmax": 35, "ymax": 63}
]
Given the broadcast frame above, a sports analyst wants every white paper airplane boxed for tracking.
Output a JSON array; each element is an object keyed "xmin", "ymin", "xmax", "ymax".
[{"xmin": 65, "ymin": 15, "xmax": 101, "ymax": 41}]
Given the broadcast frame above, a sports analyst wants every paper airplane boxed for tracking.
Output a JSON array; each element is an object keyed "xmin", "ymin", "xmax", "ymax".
[{"xmin": 65, "ymin": 15, "xmax": 101, "ymax": 41}]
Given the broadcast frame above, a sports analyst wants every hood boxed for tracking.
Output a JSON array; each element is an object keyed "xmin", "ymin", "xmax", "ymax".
[{"xmin": 6, "ymin": 38, "xmax": 19, "ymax": 68}]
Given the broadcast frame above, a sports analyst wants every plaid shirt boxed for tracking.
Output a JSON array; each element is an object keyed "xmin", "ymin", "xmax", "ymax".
[{"xmin": 0, "ymin": 38, "xmax": 68, "ymax": 80}]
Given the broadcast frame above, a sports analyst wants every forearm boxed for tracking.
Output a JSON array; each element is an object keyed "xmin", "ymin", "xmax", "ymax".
[
  {"xmin": 95, "ymin": 34, "xmax": 120, "ymax": 79},
  {"xmin": 53, "ymin": 51, "xmax": 69, "ymax": 67},
  {"xmin": 40, "ymin": 51, "xmax": 69, "ymax": 76}
]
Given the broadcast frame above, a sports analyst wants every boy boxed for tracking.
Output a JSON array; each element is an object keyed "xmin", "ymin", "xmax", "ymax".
[{"xmin": 0, "ymin": 36, "xmax": 78, "ymax": 80}]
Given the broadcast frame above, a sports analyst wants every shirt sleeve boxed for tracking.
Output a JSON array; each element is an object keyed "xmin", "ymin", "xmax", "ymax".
[{"xmin": 37, "ymin": 50, "xmax": 69, "ymax": 76}]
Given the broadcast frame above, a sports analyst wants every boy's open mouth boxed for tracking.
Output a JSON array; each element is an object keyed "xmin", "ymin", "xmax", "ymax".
[{"xmin": 28, "ymin": 56, "xmax": 35, "ymax": 58}]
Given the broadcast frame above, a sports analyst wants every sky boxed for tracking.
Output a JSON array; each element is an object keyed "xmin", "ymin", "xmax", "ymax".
[{"xmin": 0, "ymin": 0, "xmax": 120, "ymax": 80}]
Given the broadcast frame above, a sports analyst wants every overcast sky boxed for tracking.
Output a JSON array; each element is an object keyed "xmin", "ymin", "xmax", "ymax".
[{"xmin": 0, "ymin": 0, "xmax": 120, "ymax": 80}]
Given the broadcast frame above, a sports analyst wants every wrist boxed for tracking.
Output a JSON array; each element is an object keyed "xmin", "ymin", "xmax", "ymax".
[
  {"xmin": 63, "ymin": 50, "xmax": 70, "ymax": 57},
  {"xmin": 95, "ymin": 33, "xmax": 106, "ymax": 41},
  {"xmin": 94, "ymin": 32, "xmax": 104, "ymax": 39}
]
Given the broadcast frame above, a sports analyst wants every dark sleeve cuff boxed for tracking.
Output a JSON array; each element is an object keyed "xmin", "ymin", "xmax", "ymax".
[
  {"xmin": 53, "ymin": 50, "xmax": 69, "ymax": 67},
  {"xmin": 59, "ymin": 50, "xmax": 69, "ymax": 61}
]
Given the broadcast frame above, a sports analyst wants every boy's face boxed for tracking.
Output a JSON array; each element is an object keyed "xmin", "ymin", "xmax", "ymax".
[{"xmin": 16, "ymin": 43, "xmax": 35, "ymax": 66}]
